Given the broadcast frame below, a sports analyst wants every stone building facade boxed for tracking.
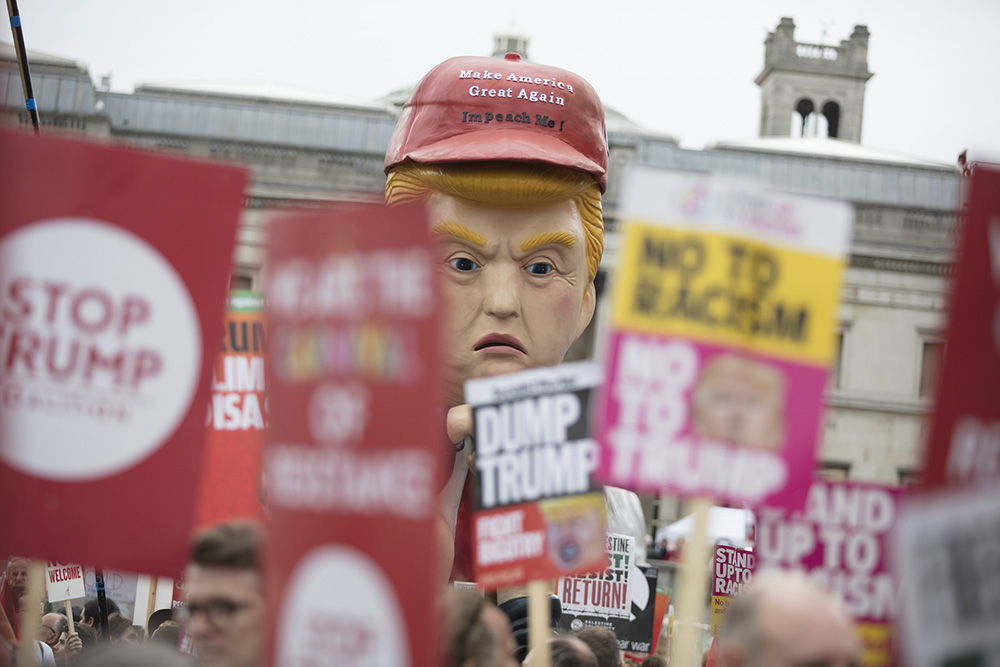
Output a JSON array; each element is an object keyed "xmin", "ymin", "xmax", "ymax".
[{"xmin": 1, "ymin": 24, "xmax": 961, "ymax": 489}]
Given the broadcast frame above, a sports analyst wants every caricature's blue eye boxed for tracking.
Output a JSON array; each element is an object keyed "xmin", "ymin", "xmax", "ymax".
[
  {"xmin": 449, "ymin": 257, "xmax": 479, "ymax": 271},
  {"xmin": 527, "ymin": 262, "xmax": 553, "ymax": 275}
]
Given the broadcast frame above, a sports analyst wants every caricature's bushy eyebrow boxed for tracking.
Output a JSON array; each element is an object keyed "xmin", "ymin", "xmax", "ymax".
[
  {"xmin": 430, "ymin": 221, "xmax": 487, "ymax": 247},
  {"xmin": 520, "ymin": 231, "xmax": 576, "ymax": 252}
]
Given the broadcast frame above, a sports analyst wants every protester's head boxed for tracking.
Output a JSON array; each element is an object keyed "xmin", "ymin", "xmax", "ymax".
[
  {"xmin": 75, "ymin": 623, "xmax": 98, "ymax": 651},
  {"xmin": 641, "ymin": 657, "xmax": 665, "ymax": 667},
  {"xmin": 443, "ymin": 590, "xmax": 518, "ymax": 667},
  {"xmin": 4, "ymin": 557, "xmax": 29, "ymax": 597},
  {"xmin": 574, "ymin": 627, "xmax": 623, "ymax": 667},
  {"xmin": 149, "ymin": 624, "xmax": 182, "ymax": 650},
  {"xmin": 384, "ymin": 54, "xmax": 608, "ymax": 406},
  {"xmin": 146, "ymin": 608, "xmax": 177, "ymax": 638},
  {"xmin": 74, "ymin": 643, "xmax": 192, "ymax": 667},
  {"xmin": 524, "ymin": 635, "xmax": 598, "ymax": 667},
  {"xmin": 183, "ymin": 521, "xmax": 264, "ymax": 667},
  {"xmin": 39, "ymin": 612, "xmax": 68, "ymax": 658},
  {"xmin": 717, "ymin": 570, "xmax": 861, "ymax": 667},
  {"xmin": 107, "ymin": 614, "xmax": 141, "ymax": 645},
  {"xmin": 81, "ymin": 597, "xmax": 121, "ymax": 632}
]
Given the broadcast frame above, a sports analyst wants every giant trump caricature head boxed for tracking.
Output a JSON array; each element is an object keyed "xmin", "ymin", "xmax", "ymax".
[{"xmin": 385, "ymin": 53, "xmax": 608, "ymax": 405}]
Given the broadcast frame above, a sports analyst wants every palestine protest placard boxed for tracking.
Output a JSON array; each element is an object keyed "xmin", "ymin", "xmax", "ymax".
[
  {"xmin": 598, "ymin": 167, "xmax": 852, "ymax": 509},
  {"xmin": 757, "ymin": 479, "xmax": 901, "ymax": 666},
  {"xmin": 194, "ymin": 290, "xmax": 268, "ymax": 528},
  {"xmin": 555, "ymin": 534, "xmax": 659, "ymax": 653},
  {"xmin": 467, "ymin": 361, "xmax": 606, "ymax": 589},
  {"xmin": 711, "ymin": 545, "xmax": 754, "ymax": 636},
  {"xmin": 0, "ymin": 129, "xmax": 245, "ymax": 576},
  {"xmin": 264, "ymin": 202, "xmax": 439, "ymax": 667}
]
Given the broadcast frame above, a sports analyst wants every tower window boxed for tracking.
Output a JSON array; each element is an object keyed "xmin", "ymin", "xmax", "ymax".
[
  {"xmin": 823, "ymin": 101, "xmax": 841, "ymax": 138},
  {"xmin": 795, "ymin": 98, "xmax": 816, "ymax": 136}
]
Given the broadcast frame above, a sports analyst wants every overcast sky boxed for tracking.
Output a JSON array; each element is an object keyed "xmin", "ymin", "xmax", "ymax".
[{"xmin": 12, "ymin": 0, "xmax": 1000, "ymax": 165}]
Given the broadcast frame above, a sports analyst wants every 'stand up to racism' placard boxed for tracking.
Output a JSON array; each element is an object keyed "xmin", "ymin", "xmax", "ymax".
[
  {"xmin": 598, "ymin": 167, "xmax": 852, "ymax": 509},
  {"xmin": 467, "ymin": 361, "xmax": 606, "ymax": 589},
  {"xmin": 264, "ymin": 203, "xmax": 440, "ymax": 667},
  {"xmin": 711, "ymin": 545, "xmax": 754, "ymax": 637},
  {"xmin": 757, "ymin": 480, "xmax": 901, "ymax": 667}
]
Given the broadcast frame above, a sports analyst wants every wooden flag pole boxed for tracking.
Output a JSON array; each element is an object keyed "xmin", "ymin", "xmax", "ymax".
[
  {"xmin": 64, "ymin": 600, "xmax": 75, "ymax": 634},
  {"xmin": 527, "ymin": 580, "xmax": 551, "ymax": 667},
  {"xmin": 671, "ymin": 497, "xmax": 712, "ymax": 667}
]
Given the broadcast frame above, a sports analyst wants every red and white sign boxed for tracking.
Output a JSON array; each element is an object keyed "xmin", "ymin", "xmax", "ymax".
[
  {"xmin": 263, "ymin": 203, "xmax": 440, "ymax": 667},
  {"xmin": 194, "ymin": 291, "xmax": 268, "ymax": 528},
  {"xmin": 923, "ymin": 165, "xmax": 1000, "ymax": 488},
  {"xmin": 0, "ymin": 129, "xmax": 246, "ymax": 576},
  {"xmin": 45, "ymin": 562, "xmax": 85, "ymax": 602}
]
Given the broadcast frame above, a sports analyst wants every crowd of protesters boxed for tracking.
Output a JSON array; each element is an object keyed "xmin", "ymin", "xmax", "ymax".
[{"xmin": 3, "ymin": 520, "xmax": 861, "ymax": 666}]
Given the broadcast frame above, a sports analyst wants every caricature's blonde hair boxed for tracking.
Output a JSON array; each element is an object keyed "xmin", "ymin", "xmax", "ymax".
[{"xmin": 385, "ymin": 161, "xmax": 604, "ymax": 282}]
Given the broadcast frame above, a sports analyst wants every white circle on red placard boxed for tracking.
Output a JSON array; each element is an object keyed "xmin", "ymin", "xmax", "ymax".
[
  {"xmin": 276, "ymin": 545, "xmax": 409, "ymax": 666},
  {"xmin": 0, "ymin": 218, "xmax": 201, "ymax": 480}
]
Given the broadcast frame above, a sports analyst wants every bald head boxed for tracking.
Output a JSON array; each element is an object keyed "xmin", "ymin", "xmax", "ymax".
[{"xmin": 718, "ymin": 571, "xmax": 861, "ymax": 667}]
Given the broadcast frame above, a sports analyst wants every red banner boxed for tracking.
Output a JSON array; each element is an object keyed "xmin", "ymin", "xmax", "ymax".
[
  {"xmin": 923, "ymin": 165, "xmax": 1000, "ymax": 487},
  {"xmin": 263, "ymin": 203, "xmax": 440, "ymax": 667},
  {"xmin": 0, "ymin": 129, "xmax": 245, "ymax": 576},
  {"xmin": 194, "ymin": 291, "xmax": 268, "ymax": 528}
]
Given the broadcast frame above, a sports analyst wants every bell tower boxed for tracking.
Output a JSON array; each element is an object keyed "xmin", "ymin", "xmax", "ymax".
[{"xmin": 755, "ymin": 17, "xmax": 873, "ymax": 143}]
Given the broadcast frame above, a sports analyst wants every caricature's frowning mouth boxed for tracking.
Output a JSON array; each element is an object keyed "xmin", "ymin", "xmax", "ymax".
[{"xmin": 475, "ymin": 334, "xmax": 525, "ymax": 354}]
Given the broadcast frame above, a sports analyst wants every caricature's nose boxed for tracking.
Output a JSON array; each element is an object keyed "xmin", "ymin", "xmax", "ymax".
[{"xmin": 482, "ymin": 265, "xmax": 520, "ymax": 318}]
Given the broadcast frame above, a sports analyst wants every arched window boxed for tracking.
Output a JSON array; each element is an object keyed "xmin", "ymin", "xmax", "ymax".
[
  {"xmin": 823, "ymin": 101, "xmax": 841, "ymax": 138},
  {"xmin": 794, "ymin": 98, "xmax": 816, "ymax": 137}
]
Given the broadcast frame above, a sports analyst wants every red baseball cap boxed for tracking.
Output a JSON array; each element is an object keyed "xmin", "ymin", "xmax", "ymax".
[{"xmin": 385, "ymin": 53, "xmax": 609, "ymax": 192}]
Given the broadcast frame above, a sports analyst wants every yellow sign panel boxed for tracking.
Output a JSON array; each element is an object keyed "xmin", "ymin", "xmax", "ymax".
[{"xmin": 612, "ymin": 222, "xmax": 843, "ymax": 366}]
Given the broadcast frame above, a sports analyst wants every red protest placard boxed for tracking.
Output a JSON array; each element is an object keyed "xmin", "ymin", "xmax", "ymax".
[
  {"xmin": 467, "ymin": 362, "xmax": 607, "ymax": 589},
  {"xmin": 263, "ymin": 203, "xmax": 440, "ymax": 667},
  {"xmin": 194, "ymin": 291, "xmax": 268, "ymax": 528},
  {"xmin": 756, "ymin": 479, "xmax": 902, "ymax": 667},
  {"xmin": 923, "ymin": 165, "xmax": 1000, "ymax": 487},
  {"xmin": 0, "ymin": 129, "xmax": 246, "ymax": 576}
]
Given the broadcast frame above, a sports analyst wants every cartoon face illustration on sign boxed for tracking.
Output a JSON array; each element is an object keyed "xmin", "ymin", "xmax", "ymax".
[{"xmin": 692, "ymin": 354, "xmax": 786, "ymax": 450}]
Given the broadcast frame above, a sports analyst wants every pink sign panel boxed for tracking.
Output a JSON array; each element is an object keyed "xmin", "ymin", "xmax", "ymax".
[
  {"xmin": 600, "ymin": 336, "xmax": 827, "ymax": 508},
  {"xmin": 756, "ymin": 479, "xmax": 902, "ymax": 666}
]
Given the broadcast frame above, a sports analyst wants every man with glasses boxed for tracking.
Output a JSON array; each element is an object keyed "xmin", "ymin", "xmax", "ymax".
[
  {"xmin": 181, "ymin": 521, "xmax": 264, "ymax": 667},
  {"xmin": 39, "ymin": 612, "xmax": 82, "ymax": 665}
]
